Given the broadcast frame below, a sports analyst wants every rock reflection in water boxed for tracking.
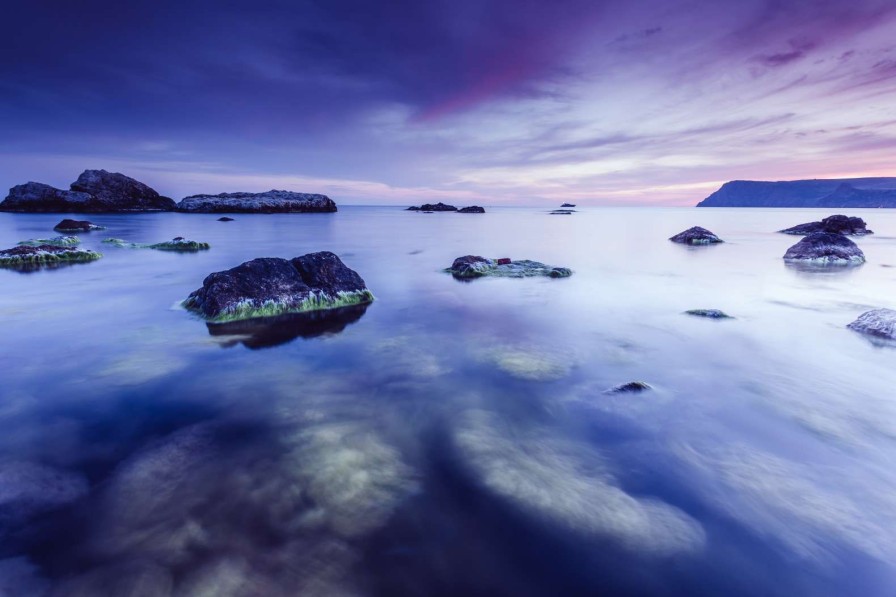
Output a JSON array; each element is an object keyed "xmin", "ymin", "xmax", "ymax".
[{"xmin": 207, "ymin": 304, "xmax": 369, "ymax": 349}]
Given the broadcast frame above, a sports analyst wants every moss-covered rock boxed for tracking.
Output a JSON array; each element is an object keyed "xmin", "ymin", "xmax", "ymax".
[
  {"xmin": 0, "ymin": 244, "xmax": 101, "ymax": 268},
  {"xmin": 447, "ymin": 255, "xmax": 572, "ymax": 279},
  {"xmin": 17, "ymin": 236, "xmax": 80, "ymax": 247},
  {"xmin": 102, "ymin": 237, "xmax": 210, "ymax": 251}
]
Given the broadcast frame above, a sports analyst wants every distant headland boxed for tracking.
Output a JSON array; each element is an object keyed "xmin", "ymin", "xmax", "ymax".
[{"xmin": 697, "ymin": 177, "xmax": 896, "ymax": 208}]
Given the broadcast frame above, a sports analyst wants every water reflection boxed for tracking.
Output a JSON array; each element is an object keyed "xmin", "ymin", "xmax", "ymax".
[{"xmin": 207, "ymin": 304, "xmax": 369, "ymax": 349}]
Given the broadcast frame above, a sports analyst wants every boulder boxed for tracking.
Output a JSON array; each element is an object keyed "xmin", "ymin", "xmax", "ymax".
[
  {"xmin": 0, "ymin": 244, "xmax": 101, "ymax": 268},
  {"xmin": 177, "ymin": 190, "xmax": 336, "ymax": 213},
  {"xmin": 847, "ymin": 309, "xmax": 896, "ymax": 341},
  {"xmin": 604, "ymin": 381, "xmax": 652, "ymax": 394},
  {"xmin": 684, "ymin": 309, "xmax": 733, "ymax": 319},
  {"xmin": 448, "ymin": 256, "xmax": 572, "ymax": 279},
  {"xmin": 54, "ymin": 219, "xmax": 105, "ymax": 232},
  {"xmin": 0, "ymin": 170, "xmax": 175, "ymax": 212},
  {"xmin": 782, "ymin": 232, "xmax": 865, "ymax": 265},
  {"xmin": 407, "ymin": 202, "xmax": 457, "ymax": 212},
  {"xmin": 669, "ymin": 226, "xmax": 723, "ymax": 244},
  {"xmin": 779, "ymin": 215, "xmax": 872, "ymax": 236},
  {"xmin": 183, "ymin": 251, "xmax": 373, "ymax": 322},
  {"xmin": 457, "ymin": 206, "xmax": 486, "ymax": 213}
]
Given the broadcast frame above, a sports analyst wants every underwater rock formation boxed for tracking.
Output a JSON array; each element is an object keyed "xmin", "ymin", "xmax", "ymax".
[
  {"xmin": 847, "ymin": 309, "xmax": 896, "ymax": 341},
  {"xmin": 184, "ymin": 251, "xmax": 373, "ymax": 322},
  {"xmin": 669, "ymin": 226, "xmax": 723, "ymax": 245},
  {"xmin": 783, "ymin": 232, "xmax": 865, "ymax": 265},
  {"xmin": 448, "ymin": 256, "xmax": 572, "ymax": 279},
  {"xmin": 780, "ymin": 215, "xmax": 872, "ymax": 236},
  {"xmin": 177, "ymin": 190, "xmax": 336, "ymax": 213},
  {"xmin": 53, "ymin": 219, "xmax": 105, "ymax": 232}
]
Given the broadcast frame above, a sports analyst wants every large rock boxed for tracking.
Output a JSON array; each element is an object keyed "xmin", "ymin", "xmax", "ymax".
[
  {"xmin": 0, "ymin": 170, "xmax": 175, "ymax": 212},
  {"xmin": 697, "ymin": 178, "xmax": 896, "ymax": 207},
  {"xmin": 183, "ymin": 251, "xmax": 373, "ymax": 321},
  {"xmin": 177, "ymin": 190, "xmax": 336, "ymax": 213},
  {"xmin": 783, "ymin": 232, "xmax": 865, "ymax": 264},
  {"xmin": 780, "ymin": 215, "xmax": 872, "ymax": 236},
  {"xmin": 669, "ymin": 226, "xmax": 723, "ymax": 245},
  {"xmin": 447, "ymin": 255, "xmax": 572, "ymax": 279},
  {"xmin": 847, "ymin": 309, "xmax": 896, "ymax": 341}
]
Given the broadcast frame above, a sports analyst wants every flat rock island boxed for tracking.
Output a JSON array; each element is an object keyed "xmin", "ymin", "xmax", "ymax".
[{"xmin": 177, "ymin": 190, "xmax": 337, "ymax": 213}]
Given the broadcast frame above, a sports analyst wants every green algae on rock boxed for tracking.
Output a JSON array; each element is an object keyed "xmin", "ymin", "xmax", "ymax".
[
  {"xmin": 183, "ymin": 252, "xmax": 374, "ymax": 322},
  {"xmin": 447, "ymin": 256, "xmax": 572, "ymax": 279},
  {"xmin": 103, "ymin": 237, "xmax": 210, "ymax": 252},
  {"xmin": 0, "ymin": 244, "xmax": 101, "ymax": 268},
  {"xmin": 17, "ymin": 236, "xmax": 80, "ymax": 247}
]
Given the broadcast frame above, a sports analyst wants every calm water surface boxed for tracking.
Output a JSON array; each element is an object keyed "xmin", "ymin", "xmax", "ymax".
[{"xmin": 1, "ymin": 206, "xmax": 895, "ymax": 596}]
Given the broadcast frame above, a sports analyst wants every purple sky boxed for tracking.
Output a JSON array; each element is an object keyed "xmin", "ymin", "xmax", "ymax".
[{"xmin": 2, "ymin": 0, "xmax": 895, "ymax": 205}]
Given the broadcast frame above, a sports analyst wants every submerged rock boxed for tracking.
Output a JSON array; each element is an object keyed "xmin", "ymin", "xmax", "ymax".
[
  {"xmin": 17, "ymin": 236, "xmax": 80, "ymax": 247},
  {"xmin": 448, "ymin": 255, "xmax": 572, "ymax": 279},
  {"xmin": 0, "ymin": 170, "xmax": 175, "ymax": 212},
  {"xmin": 102, "ymin": 237, "xmax": 210, "ymax": 251},
  {"xmin": 604, "ymin": 381, "xmax": 653, "ymax": 394},
  {"xmin": 669, "ymin": 226, "xmax": 723, "ymax": 245},
  {"xmin": 783, "ymin": 232, "xmax": 865, "ymax": 265},
  {"xmin": 457, "ymin": 206, "xmax": 486, "ymax": 213},
  {"xmin": 0, "ymin": 244, "xmax": 101, "ymax": 268},
  {"xmin": 184, "ymin": 251, "xmax": 373, "ymax": 322},
  {"xmin": 780, "ymin": 214, "xmax": 872, "ymax": 236},
  {"xmin": 208, "ymin": 304, "xmax": 369, "ymax": 349},
  {"xmin": 685, "ymin": 309, "xmax": 734, "ymax": 319},
  {"xmin": 406, "ymin": 202, "xmax": 457, "ymax": 212},
  {"xmin": 177, "ymin": 190, "xmax": 336, "ymax": 213},
  {"xmin": 53, "ymin": 218, "xmax": 105, "ymax": 232},
  {"xmin": 847, "ymin": 309, "xmax": 896, "ymax": 341}
]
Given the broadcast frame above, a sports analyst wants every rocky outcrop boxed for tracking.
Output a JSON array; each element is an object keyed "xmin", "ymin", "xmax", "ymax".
[
  {"xmin": 177, "ymin": 190, "xmax": 336, "ymax": 213},
  {"xmin": 847, "ymin": 309, "xmax": 896, "ymax": 341},
  {"xmin": 102, "ymin": 237, "xmax": 210, "ymax": 251},
  {"xmin": 782, "ymin": 232, "xmax": 865, "ymax": 264},
  {"xmin": 779, "ymin": 215, "xmax": 872, "ymax": 236},
  {"xmin": 697, "ymin": 178, "xmax": 896, "ymax": 208},
  {"xmin": 684, "ymin": 309, "xmax": 733, "ymax": 319},
  {"xmin": 0, "ymin": 170, "xmax": 175, "ymax": 212},
  {"xmin": 0, "ymin": 244, "xmax": 101, "ymax": 268},
  {"xmin": 406, "ymin": 202, "xmax": 457, "ymax": 211},
  {"xmin": 54, "ymin": 219, "xmax": 105, "ymax": 232},
  {"xmin": 448, "ymin": 255, "xmax": 572, "ymax": 279},
  {"xmin": 183, "ymin": 251, "xmax": 373, "ymax": 322},
  {"xmin": 669, "ymin": 226, "xmax": 723, "ymax": 244},
  {"xmin": 457, "ymin": 206, "xmax": 485, "ymax": 213}
]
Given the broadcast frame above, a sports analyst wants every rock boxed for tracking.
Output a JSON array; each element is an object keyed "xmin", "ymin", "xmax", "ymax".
[
  {"xmin": 177, "ymin": 190, "xmax": 336, "ymax": 213},
  {"xmin": 53, "ymin": 219, "xmax": 105, "ymax": 232},
  {"xmin": 406, "ymin": 202, "xmax": 457, "ymax": 212},
  {"xmin": 669, "ymin": 226, "xmax": 723, "ymax": 244},
  {"xmin": 847, "ymin": 309, "xmax": 896, "ymax": 341},
  {"xmin": 70, "ymin": 169, "xmax": 176, "ymax": 211},
  {"xmin": 780, "ymin": 215, "xmax": 873, "ymax": 236},
  {"xmin": 183, "ymin": 251, "xmax": 373, "ymax": 322},
  {"xmin": 102, "ymin": 237, "xmax": 210, "ymax": 251},
  {"xmin": 217, "ymin": 216, "xmax": 234, "ymax": 221},
  {"xmin": 604, "ymin": 381, "xmax": 652, "ymax": 394},
  {"xmin": 561, "ymin": 203, "xmax": 576, "ymax": 207},
  {"xmin": 0, "ymin": 170, "xmax": 175, "ymax": 212},
  {"xmin": 457, "ymin": 206, "xmax": 485, "ymax": 213},
  {"xmin": 496, "ymin": 258, "xmax": 512, "ymax": 265},
  {"xmin": 685, "ymin": 309, "xmax": 733, "ymax": 319},
  {"xmin": 448, "ymin": 256, "xmax": 572, "ymax": 279},
  {"xmin": 782, "ymin": 232, "xmax": 865, "ymax": 265},
  {"xmin": 17, "ymin": 236, "xmax": 80, "ymax": 247},
  {"xmin": 0, "ymin": 244, "xmax": 101, "ymax": 268}
]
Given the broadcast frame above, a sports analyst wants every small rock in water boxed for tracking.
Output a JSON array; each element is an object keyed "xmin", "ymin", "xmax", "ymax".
[
  {"xmin": 847, "ymin": 309, "xmax": 896, "ymax": 341},
  {"xmin": 53, "ymin": 218, "xmax": 104, "ymax": 232},
  {"xmin": 604, "ymin": 381, "xmax": 653, "ymax": 394},
  {"xmin": 561, "ymin": 203, "xmax": 576, "ymax": 207},
  {"xmin": 685, "ymin": 309, "xmax": 734, "ymax": 319},
  {"xmin": 102, "ymin": 237, "xmax": 210, "ymax": 251},
  {"xmin": 457, "ymin": 206, "xmax": 486, "ymax": 213},
  {"xmin": 779, "ymin": 215, "xmax": 872, "ymax": 236},
  {"xmin": 448, "ymin": 255, "xmax": 571, "ymax": 279},
  {"xmin": 669, "ymin": 226, "xmax": 723, "ymax": 245},
  {"xmin": 217, "ymin": 216, "xmax": 234, "ymax": 221},
  {"xmin": 783, "ymin": 232, "xmax": 865, "ymax": 265},
  {"xmin": 406, "ymin": 202, "xmax": 457, "ymax": 211}
]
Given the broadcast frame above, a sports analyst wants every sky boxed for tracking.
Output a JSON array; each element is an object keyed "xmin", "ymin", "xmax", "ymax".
[{"xmin": 1, "ymin": 0, "xmax": 895, "ymax": 206}]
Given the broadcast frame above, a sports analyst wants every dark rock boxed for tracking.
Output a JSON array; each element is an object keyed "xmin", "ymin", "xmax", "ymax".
[
  {"xmin": 685, "ymin": 309, "xmax": 734, "ymax": 319},
  {"xmin": 604, "ymin": 381, "xmax": 652, "ymax": 394},
  {"xmin": 177, "ymin": 190, "xmax": 336, "ymax": 213},
  {"xmin": 207, "ymin": 303, "xmax": 369, "ymax": 349},
  {"xmin": 405, "ymin": 206, "xmax": 421, "ymax": 211},
  {"xmin": 183, "ymin": 252, "xmax": 373, "ymax": 321},
  {"xmin": 669, "ymin": 226, "xmax": 723, "ymax": 244},
  {"xmin": 458, "ymin": 206, "xmax": 485, "ymax": 213},
  {"xmin": 847, "ymin": 309, "xmax": 896, "ymax": 341},
  {"xmin": 217, "ymin": 216, "xmax": 234, "ymax": 221},
  {"xmin": 697, "ymin": 178, "xmax": 896, "ymax": 208},
  {"xmin": 1, "ymin": 182, "xmax": 94, "ymax": 213},
  {"xmin": 780, "ymin": 215, "xmax": 872, "ymax": 236},
  {"xmin": 561, "ymin": 203, "xmax": 576, "ymax": 207},
  {"xmin": 53, "ymin": 218, "xmax": 105, "ymax": 232},
  {"xmin": 496, "ymin": 258, "xmax": 512, "ymax": 265},
  {"xmin": 407, "ymin": 202, "xmax": 457, "ymax": 212},
  {"xmin": 448, "ymin": 256, "xmax": 572, "ymax": 279},
  {"xmin": 783, "ymin": 232, "xmax": 865, "ymax": 265}
]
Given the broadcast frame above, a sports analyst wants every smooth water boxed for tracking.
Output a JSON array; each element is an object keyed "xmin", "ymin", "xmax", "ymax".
[{"xmin": 1, "ymin": 207, "xmax": 895, "ymax": 596}]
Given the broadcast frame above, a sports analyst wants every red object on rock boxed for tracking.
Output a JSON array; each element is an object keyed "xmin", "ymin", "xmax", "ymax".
[{"xmin": 497, "ymin": 258, "xmax": 511, "ymax": 265}]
